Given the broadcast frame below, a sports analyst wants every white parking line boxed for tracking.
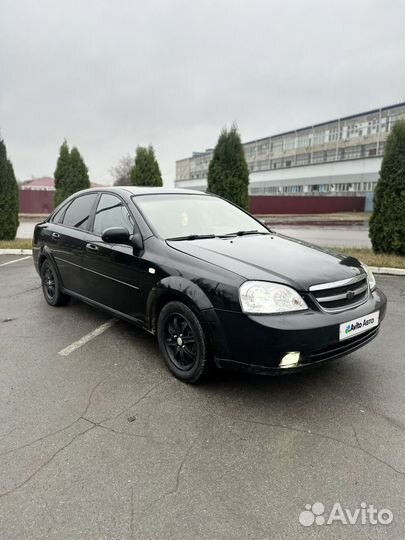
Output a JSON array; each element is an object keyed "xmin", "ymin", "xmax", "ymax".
[
  {"xmin": 58, "ymin": 318, "xmax": 118, "ymax": 356},
  {"xmin": 0, "ymin": 255, "xmax": 31, "ymax": 267}
]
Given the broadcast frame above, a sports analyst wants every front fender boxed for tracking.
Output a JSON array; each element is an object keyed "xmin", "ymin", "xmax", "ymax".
[
  {"xmin": 146, "ymin": 276, "xmax": 215, "ymax": 324},
  {"xmin": 145, "ymin": 276, "xmax": 230, "ymax": 361}
]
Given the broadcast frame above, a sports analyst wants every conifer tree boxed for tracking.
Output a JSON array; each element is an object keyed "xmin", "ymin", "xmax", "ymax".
[
  {"xmin": 130, "ymin": 145, "xmax": 163, "ymax": 186},
  {"xmin": 54, "ymin": 141, "xmax": 90, "ymax": 205},
  {"xmin": 369, "ymin": 120, "xmax": 405, "ymax": 255},
  {"xmin": 69, "ymin": 146, "xmax": 90, "ymax": 194},
  {"xmin": 0, "ymin": 139, "xmax": 19, "ymax": 240},
  {"xmin": 207, "ymin": 125, "xmax": 249, "ymax": 209},
  {"xmin": 54, "ymin": 140, "xmax": 71, "ymax": 206}
]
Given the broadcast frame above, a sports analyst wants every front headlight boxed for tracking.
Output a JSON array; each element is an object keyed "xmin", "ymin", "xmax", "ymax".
[
  {"xmin": 361, "ymin": 262, "xmax": 376, "ymax": 291},
  {"xmin": 239, "ymin": 281, "xmax": 308, "ymax": 314}
]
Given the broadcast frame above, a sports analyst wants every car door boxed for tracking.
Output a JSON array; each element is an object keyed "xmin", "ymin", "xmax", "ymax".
[
  {"xmin": 81, "ymin": 193, "xmax": 148, "ymax": 322},
  {"xmin": 49, "ymin": 193, "xmax": 98, "ymax": 295}
]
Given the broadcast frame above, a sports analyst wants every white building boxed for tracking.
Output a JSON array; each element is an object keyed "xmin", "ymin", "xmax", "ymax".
[{"xmin": 175, "ymin": 103, "xmax": 405, "ymax": 197}]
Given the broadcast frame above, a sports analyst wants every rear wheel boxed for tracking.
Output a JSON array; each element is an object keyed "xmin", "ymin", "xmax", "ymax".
[
  {"xmin": 40, "ymin": 259, "xmax": 69, "ymax": 307},
  {"xmin": 157, "ymin": 301, "xmax": 212, "ymax": 383}
]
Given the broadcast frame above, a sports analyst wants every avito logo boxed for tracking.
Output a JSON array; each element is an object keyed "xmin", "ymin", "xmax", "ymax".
[
  {"xmin": 299, "ymin": 502, "xmax": 393, "ymax": 527},
  {"xmin": 345, "ymin": 316, "xmax": 375, "ymax": 335}
]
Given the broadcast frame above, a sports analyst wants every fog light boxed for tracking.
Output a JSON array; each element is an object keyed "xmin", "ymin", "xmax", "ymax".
[{"xmin": 279, "ymin": 351, "xmax": 301, "ymax": 368}]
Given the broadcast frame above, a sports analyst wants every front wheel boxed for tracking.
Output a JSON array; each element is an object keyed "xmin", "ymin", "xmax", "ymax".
[
  {"xmin": 157, "ymin": 301, "xmax": 212, "ymax": 384},
  {"xmin": 40, "ymin": 259, "xmax": 70, "ymax": 307}
]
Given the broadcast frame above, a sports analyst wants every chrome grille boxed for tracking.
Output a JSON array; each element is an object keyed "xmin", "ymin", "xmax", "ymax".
[{"xmin": 309, "ymin": 273, "xmax": 369, "ymax": 312}]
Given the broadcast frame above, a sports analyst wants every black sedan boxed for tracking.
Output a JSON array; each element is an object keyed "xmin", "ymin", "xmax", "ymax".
[{"xmin": 33, "ymin": 187, "xmax": 386, "ymax": 383}]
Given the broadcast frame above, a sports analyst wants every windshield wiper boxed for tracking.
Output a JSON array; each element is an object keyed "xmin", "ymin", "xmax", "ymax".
[
  {"xmin": 166, "ymin": 234, "xmax": 216, "ymax": 241},
  {"xmin": 219, "ymin": 229, "xmax": 270, "ymax": 238}
]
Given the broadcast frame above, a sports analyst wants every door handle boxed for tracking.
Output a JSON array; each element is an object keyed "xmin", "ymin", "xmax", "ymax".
[
  {"xmin": 52, "ymin": 232, "xmax": 60, "ymax": 239},
  {"xmin": 86, "ymin": 243, "xmax": 99, "ymax": 253}
]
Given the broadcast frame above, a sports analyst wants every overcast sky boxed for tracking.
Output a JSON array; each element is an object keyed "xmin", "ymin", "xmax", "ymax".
[{"xmin": 1, "ymin": 0, "xmax": 404, "ymax": 185}]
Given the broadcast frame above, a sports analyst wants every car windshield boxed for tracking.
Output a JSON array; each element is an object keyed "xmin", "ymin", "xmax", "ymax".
[{"xmin": 133, "ymin": 194, "xmax": 269, "ymax": 239}]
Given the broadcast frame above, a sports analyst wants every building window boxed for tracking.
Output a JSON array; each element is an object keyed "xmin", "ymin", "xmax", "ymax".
[
  {"xmin": 313, "ymin": 131, "xmax": 325, "ymax": 145},
  {"xmin": 245, "ymin": 145, "xmax": 256, "ymax": 157},
  {"xmin": 257, "ymin": 143, "xmax": 269, "ymax": 153},
  {"xmin": 297, "ymin": 134, "xmax": 310, "ymax": 148},
  {"xmin": 283, "ymin": 137, "xmax": 295, "ymax": 151},
  {"xmin": 312, "ymin": 152, "xmax": 325, "ymax": 164},
  {"xmin": 256, "ymin": 159, "xmax": 270, "ymax": 170},
  {"xmin": 296, "ymin": 154, "xmax": 309, "ymax": 166},
  {"xmin": 328, "ymin": 128, "xmax": 339, "ymax": 142},
  {"xmin": 343, "ymin": 146, "xmax": 362, "ymax": 159}
]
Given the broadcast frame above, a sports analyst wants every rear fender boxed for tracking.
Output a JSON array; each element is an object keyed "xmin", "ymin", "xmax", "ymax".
[{"xmin": 37, "ymin": 245, "xmax": 64, "ymax": 287}]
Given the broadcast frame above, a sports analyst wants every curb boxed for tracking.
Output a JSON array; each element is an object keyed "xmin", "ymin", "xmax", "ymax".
[
  {"xmin": 0, "ymin": 249, "xmax": 32, "ymax": 255},
  {"xmin": 0, "ymin": 249, "xmax": 404, "ymax": 275},
  {"xmin": 369, "ymin": 266, "xmax": 405, "ymax": 276}
]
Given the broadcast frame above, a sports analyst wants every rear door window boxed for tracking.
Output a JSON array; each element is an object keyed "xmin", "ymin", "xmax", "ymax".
[
  {"xmin": 61, "ymin": 194, "xmax": 98, "ymax": 230},
  {"xmin": 51, "ymin": 204, "xmax": 68, "ymax": 223},
  {"xmin": 93, "ymin": 194, "xmax": 134, "ymax": 236}
]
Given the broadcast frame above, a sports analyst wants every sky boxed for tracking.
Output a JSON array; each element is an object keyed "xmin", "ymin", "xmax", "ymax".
[{"xmin": 0, "ymin": 0, "xmax": 404, "ymax": 186}]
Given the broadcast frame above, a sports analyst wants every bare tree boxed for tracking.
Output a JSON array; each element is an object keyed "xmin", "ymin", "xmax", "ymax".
[{"xmin": 110, "ymin": 154, "xmax": 134, "ymax": 186}]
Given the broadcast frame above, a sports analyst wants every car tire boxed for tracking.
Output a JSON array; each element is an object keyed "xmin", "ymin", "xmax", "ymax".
[
  {"xmin": 157, "ymin": 301, "xmax": 212, "ymax": 384},
  {"xmin": 40, "ymin": 259, "xmax": 70, "ymax": 307}
]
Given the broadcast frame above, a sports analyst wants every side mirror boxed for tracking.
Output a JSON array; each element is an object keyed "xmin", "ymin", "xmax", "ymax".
[
  {"xmin": 101, "ymin": 227, "xmax": 144, "ymax": 252},
  {"xmin": 101, "ymin": 227, "xmax": 131, "ymax": 244}
]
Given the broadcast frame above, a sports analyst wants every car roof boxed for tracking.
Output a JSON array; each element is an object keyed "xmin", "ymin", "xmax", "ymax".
[{"xmin": 77, "ymin": 186, "xmax": 207, "ymax": 196}]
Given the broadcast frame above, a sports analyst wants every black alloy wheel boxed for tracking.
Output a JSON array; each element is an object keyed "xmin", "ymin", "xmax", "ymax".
[
  {"xmin": 164, "ymin": 313, "xmax": 198, "ymax": 371},
  {"xmin": 40, "ymin": 259, "xmax": 70, "ymax": 307},
  {"xmin": 157, "ymin": 301, "xmax": 212, "ymax": 383},
  {"xmin": 43, "ymin": 264, "xmax": 56, "ymax": 300}
]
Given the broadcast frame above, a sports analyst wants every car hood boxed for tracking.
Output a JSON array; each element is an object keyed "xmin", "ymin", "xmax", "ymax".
[{"xmin": 167, "ymin": 233, "xmax": 365, "ymax": 291}]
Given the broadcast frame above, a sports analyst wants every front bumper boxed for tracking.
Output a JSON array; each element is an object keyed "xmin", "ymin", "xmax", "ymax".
[{"xmin": 209, "ymin": 287, "xmax": 387, "ymax": 374}]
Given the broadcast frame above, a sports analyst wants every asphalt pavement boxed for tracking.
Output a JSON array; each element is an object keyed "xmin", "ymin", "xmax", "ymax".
[
  {"xmin": 0, "ymin": 255, "xmax": 403, "ymax": 539},
  {"xmin": 272, "ymin": 224, "xmax": 371, "ymax": 248}
]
